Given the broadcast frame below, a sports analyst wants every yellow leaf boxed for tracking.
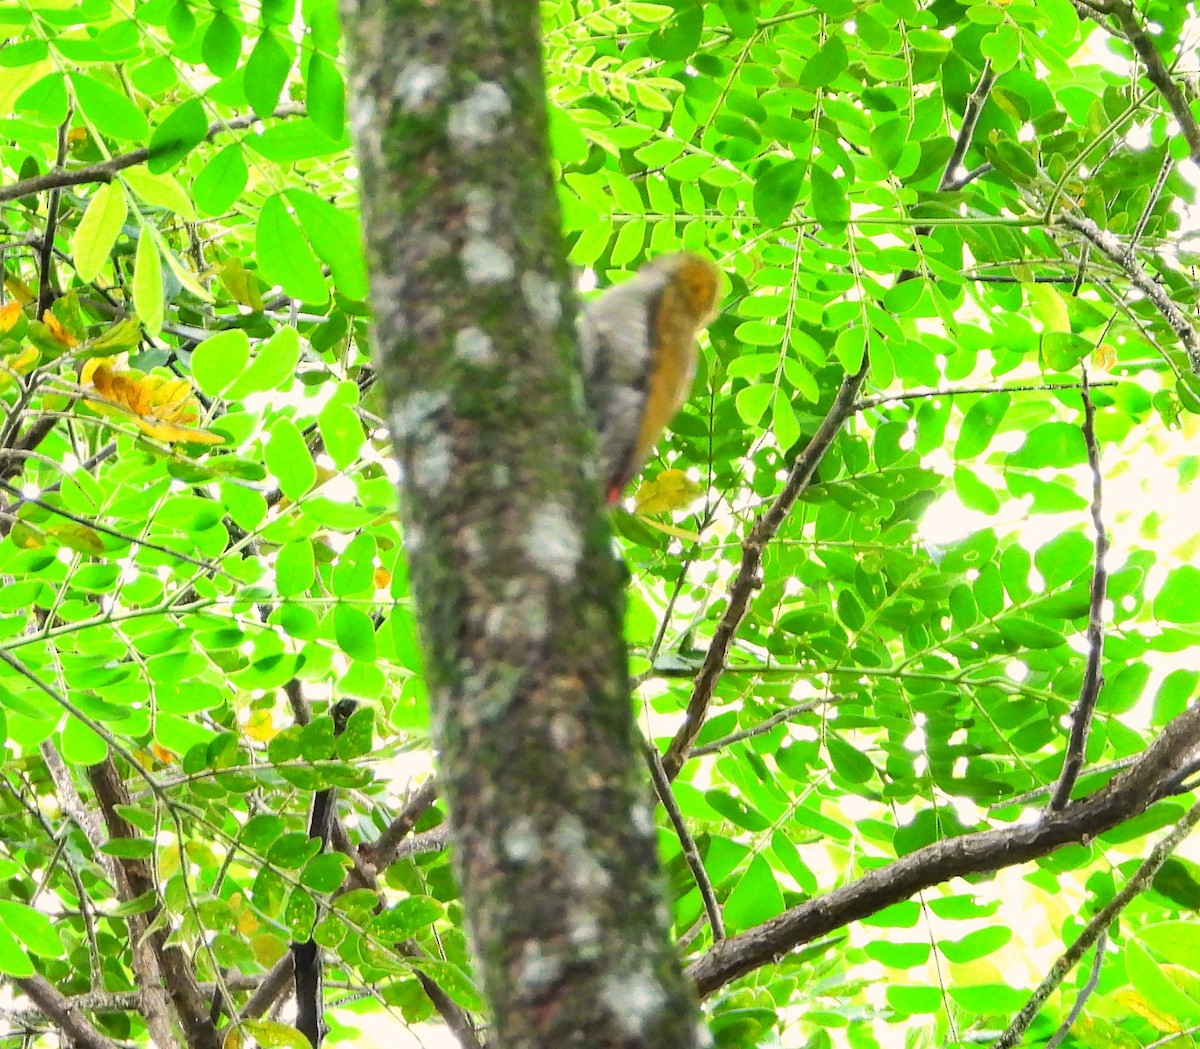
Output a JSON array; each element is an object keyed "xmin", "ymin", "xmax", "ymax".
[
  {"xmin": 43, "ymin": 313, "xmax": 78, "ymax": 349},
  {"xmin": 151, "ymin": 743, "xmax": 177, "ymax": 764},
  {"xmin": 46, "ymin": 522, "xmax": 105, "ymax": 557},
  {"xmin": 243, "ymin": 709, "xmax": 279, "ymax": 743},
  {"xmin": 9, "ymin": 521, "xmax": 46, "ymax": 549},
  {"xmin": 373, "ymin": 566, "xmax": 392, "ymax": 589},
  {"xmin": 251, "ymin": 932, "xmax": 289, "ymax": 968},
  {"xmin": 219, "ymin": 257, "xmax": 264, "ymax": 310},
  {"xmin": 633, "ymin": 468, "xmax": 702, "ymax": 514},
  {"xmin": 0, "ymin": 301, "xmax": 23, "ymax": 333},
  {"xmin": 1113, "ymin": 988, "xmax": 1184, "ymax": 1033},
  {"xmin": 1092, "ymin": 343, "xmax": 1116, "ymax": 371},
  {"xmin": 0, "ymin": 345, "xmax": 40, "ymax": 392},
  {"xmin": 80, "ymin": 361, "xmax": 225, "ymax": 445}
]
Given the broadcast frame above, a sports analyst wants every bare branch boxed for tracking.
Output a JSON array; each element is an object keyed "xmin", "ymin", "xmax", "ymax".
[
  {"xmin": 661, "ymin": 358, "xmax": 869, "ymax": 778},
  {"xmin": 1050, "ymin": 375, "xmax": 1109, "ymax": 810},
  {"xmin": 87, "ymin": 759, "xmax": 220, "ymax": 1049},
  {"xmin": 15, "ymin": 975, "xmax": 120, "ymax": 1049},
  {"xmin": 1058, "ymin": 212, "xmax": 1200, "ymax": 373},
  {"xmin": 645, "ymin": 740, "xmax": 724, "ymax": 940},
  {"xmin": 0, "ymin": 104, "xmax": 307, "ymax": 204},
  {"xmin": 687, "ymin": 700, "xmax": 1200, "ymax": 996},
  {"xmin": 1043, "ymin": 929, "xmax": 1107, "ymax": 1049}
]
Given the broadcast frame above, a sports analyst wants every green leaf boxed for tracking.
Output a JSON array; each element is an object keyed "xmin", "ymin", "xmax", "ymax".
[
  {"xmin": 937, "ymin": 927, "xmax": 1011, "ymax": 963},
  {"xmin": 955, "ymin": 393, "xmax": 1011, "ymax": 459},
  {"xmin": 334, "ymin": 603, "xmax": 377, "ymax": 663},
  {"xmin": 1155, "ymin": 565, "xmax": 1200, "ymax": 624},
  {"xmin": 810, "ymin": 164, "xmax": 848, "ymax": 226},
  {"xmin": 245, "ymin": 30, "xmax": 292, "ymax": 119},
  {"xmin": 1127, "ymin": 938, "xmax": 1200, "ymax": 1024},
  {"xmin": 724, "ymin": 855, "xmax": 784, "ymax": 933},
  {"xmin": 227, "ymin": 326, "xmax": 302, "ymax": 398},
  {"xmin": 133, "ymin": 227, "xmax": 164, "ymax": 337},
  {"xmin": 305, "ymin": 52, "xmax": 345, "ymax": 140},
  {"xmin": 202, "ymin": 11, "xmax": 242, "ymax": 77},
  {"xmin": 1007, "ymin": 422, "xmax": 1086, "ymax": 469},
  {"xmin": 798, "ymin": 33, "xmax": 848, "ymax": 88},
  {"xmin": 275, "ymin": 539, "xmax": 316, "ymax": 598},
  {"xmin": 369, "ymin": 896, "xmax": 443, "ymax": 941},
  {"xmin": 752, "ymin": 158, "xmax": 807, "ymax": 228},
  {"xmin": 72, "ymin": 183, "xmax": 128, "ymax": 283},
  {"xmin": 148, "ymin": 98, "xmax": 208, "ymax": 174},
  {"xmin": 16, "ymin": 73, "xmax": 69, "ymax": 126},
  {"xmin": 266, "ymin": 416, "xmax": 317, "ymax": 500},
  {"xmin": 285, "ymin": 189, "xmax": 368, "ymax": 299},
  {"xmin": 257, "ymin": 193, "xmax": 328, "ymax": 303},
  {"xmin": 318, "ymin": 397, "xmax": 364, "ymax": 471},
  {"xmin": 192, "ymin": 329, "xmax": 251, "ymax": 397},
  {"xmin": 122, "ymin": 168, "xmax": 196, "ymax": 220},
  {"xmin": 300, "ymin": 853, "xmax": 349, "ymax": 893},
  {"xmin": 69, "ymin": 73, "xmax": 149, "ymax": 140},
  {"xmin": 0, "ymin": 900, "xmax": 63, "ymax": 957},
  {"xmin": 0, "ymin": 922, "xmax": 33, "ymax": 977},
  {"xmin": 194, "ymin": 146, "xmax": 249, "ymax": 216}
]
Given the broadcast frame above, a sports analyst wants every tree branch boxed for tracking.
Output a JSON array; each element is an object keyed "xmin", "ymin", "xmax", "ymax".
[
  {"xmin": 996, "ymin": 797, "xmax": 1200, "ymax": 1047},
  {"xmin": 15, "ymin": 975, "xmax": 120, "ymax": 1049},
  {"xmin": 86, "ymin": 759, "xmax": 220, "ymax": 1049},
  {"xmin": 1050, "ymin": 375, "xmax": 1109, "ymax": 810},
  {"xmin": 661, "ymin": 357, "xmax": 869, "ymax": 778},
  {"xmin": 0, "ymin": 104, "xmax": 307, "ymax": 204},
  {"xmin": 687, "ymin": 700, "xmax": 1200, "ymax": 996},
  {"xmin": 1058, "ymin": 212, "xmax": 1200, "ymax": 373}
]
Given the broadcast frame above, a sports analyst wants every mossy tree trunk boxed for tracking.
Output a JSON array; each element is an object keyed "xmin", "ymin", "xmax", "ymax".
[{"xmin": 339, "ymin": 3, "xmax": 704, "ymax": 1046}]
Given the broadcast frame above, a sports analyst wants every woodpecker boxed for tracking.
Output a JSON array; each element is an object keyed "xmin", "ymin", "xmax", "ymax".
[{"xmin": 578, "ymin": 252, "xmax": 721, "ymax": 506}]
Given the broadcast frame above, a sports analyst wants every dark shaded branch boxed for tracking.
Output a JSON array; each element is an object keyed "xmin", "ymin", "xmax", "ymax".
[
  {"xmin": 661, "ymin": 357, "xmax": 870, "ymax": 778},
  {"xmin": 1050, "ymin": 375, "xmax": 1109, "ymax": 810},
  {"xmin": 0, "ymin": 104, "xmax": 307, "ymax": 204},
  {"xmin": 645, "ymin": 740, "xmax": 723, "ymax": 940},
  {"xmin": 1107, "ymin": 2, "xmax": 1200, "ymax": 163},
  {"xmin": 996, "ymin": 797, "xmax": 1200, "ymax": 1048},
  {"xmin": 686, "ymin": 700, "xmax": 1200, "ymax": 997},
  {"xmin": 939, "ymin": 63, "xmax": 997, "ymax": 193},
  {"xmin": 15, "ymin": 975, "xmax": 119, "ymax": 1049},
  {"xmin": 86, "ymin": 759, "xmax": 220, "ymax": 1049},
  {"xmin": 355, "ymin": 777, "xmax": 440, "ymax": 878},
  {"xmin": 36, "ymin": 115, "xmax": 71, "ymax": 318}
]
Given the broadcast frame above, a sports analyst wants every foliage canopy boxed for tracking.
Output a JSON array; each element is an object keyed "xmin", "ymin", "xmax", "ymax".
[{"xmin": 2, "ymin": 0, "xmax": 1200, "ymax": 1046}]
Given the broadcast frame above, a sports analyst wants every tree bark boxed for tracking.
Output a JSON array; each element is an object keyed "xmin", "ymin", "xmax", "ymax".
[{"xmin": 339, "ymin": 3, "xmax": 703, "ymax": 1046}]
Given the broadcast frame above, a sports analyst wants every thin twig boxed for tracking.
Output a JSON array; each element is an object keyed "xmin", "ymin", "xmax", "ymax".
[
  {"xmin": 690, "ymin": 699, "xmax": 833, "ymax": 757},
  {"xmin": 1043, "ymin": 929, "xmax": 1107, "ymax": 1049},
  {"xmin": 36, "ymin": 114, "xmax": 71, "ymax": 318},
  {"xmin": 1059, "ymin": 213, "xmax": 1200, "ymax": 373},
  {"xmin": 644, "ymin": 740, "xmax": 724, "ymax": 940},
  {"xmin": 661, "ymin": 357, "xmax": 869, "ymax": 778},
  {"xmin": 854, "ymin": 379, "xmax": 1117, "ymax": 413},
  {"xmin": 0, "ymin": 104, "xmax": 307, "ymax": 204},
  {"xmin": 995, "ymin": 797, "xmax": 1200, "ymax": 1048},
  {"xmin": 1050, "ymin": 374, "xmax": 1109, "ymax": 810}
]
